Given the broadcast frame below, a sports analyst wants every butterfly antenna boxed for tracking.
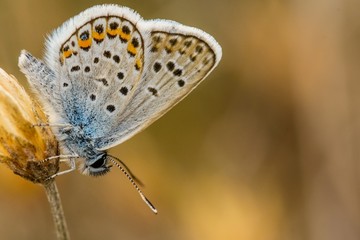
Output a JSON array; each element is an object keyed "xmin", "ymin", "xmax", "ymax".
[
  {"xmin": 108, "ymin": 155, "xmax": 144, "ymax": 187},
  {"xmin": 107, "ymin": 156, "xmax": 158, "ymax": 214}
]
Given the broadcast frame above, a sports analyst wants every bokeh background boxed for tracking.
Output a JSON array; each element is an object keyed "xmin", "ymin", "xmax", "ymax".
[{"xmin": 1, "ymin": 0, "xmax": 360, "ymax": 239}]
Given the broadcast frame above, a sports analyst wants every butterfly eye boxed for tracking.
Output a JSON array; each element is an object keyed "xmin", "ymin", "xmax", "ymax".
[{"xmin": 90, "ymin": 155, "xmax": 106, "ymax": 168}]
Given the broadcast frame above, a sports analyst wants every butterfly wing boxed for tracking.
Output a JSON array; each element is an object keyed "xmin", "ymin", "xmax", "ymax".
[
  {"xmin": 40, "ymin": 4, "xmax": 221, "ymax": 150},
  {"xmin": 95, "ymin": 19, "xmax": 222, "ymax": 150},
  {"xmin": 44, "ymin": 5, "xmax": 148, "ymax": 137}
]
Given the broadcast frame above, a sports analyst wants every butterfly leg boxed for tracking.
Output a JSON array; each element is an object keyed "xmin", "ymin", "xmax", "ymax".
[
  {"xmin": 49, "ymin": 157, "xmax": 77, "ymax": 178},
  {"xmin": 32, "ymin": 123, "xmax": 72, "ymax": 128},
  {"xmin": 41, "ymin": 155, "xmax": 79, "ymax": 179}
]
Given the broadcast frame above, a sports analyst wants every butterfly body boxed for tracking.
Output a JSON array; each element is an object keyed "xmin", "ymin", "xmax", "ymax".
[
  {"xmin": 61, "ymin": 125, "xmax": 109, "ymax": 176},
  {"xmin": 19, "ymin": 4, "xmax": 222, "ymax": 177}
]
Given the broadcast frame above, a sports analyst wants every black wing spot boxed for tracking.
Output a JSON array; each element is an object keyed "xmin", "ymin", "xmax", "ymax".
[
  {"xmin": 103, "ymin": 50, "xmax": 111, "ymax": 58},
  {"xmin": 106, "ymin": 105, "xmax": 115, "ymax": 113},
  {"xmin": 117, "ymin": 72, "xmax": 124, "ymax": 80},
  {"xmin": 71, "ymin": 65, "xmax": 80, "ymax": 72},
  {"xmin": 122, "ymin": 25, "xmax": 131, "ymax": 34},
  {"xmin": 90, "ymin": 94, "xmax": 96, "ymax": 101},
  {"xmin": 169, "ymin": 38, "xmax": 178, "ymax": 46},
  {"xmin": 184, "ymin": 40, "xmax": 192, "ymax": 47},
  {"xmin": 119, "ymin": 87, "xmax": 128, "ymax": 96},
  {"xmin": 147, "ymin": 87, "xmax": 158, "ymax": 96},
  {"xmin": 109, "ymin": 22, "xmax": 119, "ymax": 30},
  {"xmin": 95, "ymin": 24, "xmax": 104, "ymax": 33},
  {"xmin": 195, "ymin": 45, "xmax": 204, "ymax": 53},
  {"xmin": 131, "ymin": 37, "xmax": 140, "ymax": 48},
  {"xmin": 84, "ymin": 66, "xmax": 90, "ymax": 72},
  {"xmin": 94, "ymin": 57, "xmax": 99, "ymax": 64},
  {"xmin": 63, "ymin": 82, "xmax": 69, "ymax": 87},
  {"xmin": 178, "ymin": 80, "xmax": 185, "ymax": 87},
  {"xmin": 113, "ymin": 55, "xmax": 120, "ymax": 63},
  {"xmin": 166, "ymin": 61, "xmax": 175, "ymax": 71},
  {"xmin": 173, "ymin": 69, "xmax": 182, "ymax": 77},
  {"xmin": 153, "ymin": 62, "xmax": 162, "ymax": 73}
]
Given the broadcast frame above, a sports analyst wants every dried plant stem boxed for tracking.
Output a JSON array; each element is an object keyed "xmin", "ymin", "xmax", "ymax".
[{"xmin": 42, "ymin": 180, "xmax": 70, "ymax": 240}]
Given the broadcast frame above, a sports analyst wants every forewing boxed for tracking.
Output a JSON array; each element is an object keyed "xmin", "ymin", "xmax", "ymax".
[
  {"xmin": 45, "ymin": 5, "xmax": 146, "ymax": 136},
  {"xmin": 95, "ymin": 19, "xmax": 222, "ymax": 150}
]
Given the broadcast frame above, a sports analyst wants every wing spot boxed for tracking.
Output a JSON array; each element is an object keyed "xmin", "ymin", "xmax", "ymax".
[
  {"xmin": 90, "ymin": 94, "xmax": 96, "ymax": 101},
  {"xmin": 63, "ymin": 83, "xmax": 69, "ymax": 87},
  {"xmin": 122, "ymin": 25, "xmax": 131, "ymax": 34},
  {"xmin": 184, "ymin": 40, "xmax": 192, "ymax": 47},
  {"xmin": 107, "ymin": 22, "xmax": 119, "ymax": 39},
  {"xmin": 190, "ymin": 55, "xmax": 197, "ymax": 62},
  {"xmin": 195, "ymin": 45, "xmax": 204, "ymax": 53},
  {"xmin": 96, "ymin": 78, "xmax": 109, "ymax": 86},
  {"xmin": 103, "ymin": 50, "xmax": 111, "ymax": 58},
  {"xmin": 62, "ymin": 45, "xmax": 72, "ymax": 58},
  {"xmin": 119, "ymin": 87, "xmax": 128, "ymax": 96},
  {"xmin": 147, "ymin": 87, "xmax": 158, "ymax": 96},
  {"xmin": 109, "ymin": 22, "xmax": 119, "ymax": 30},
  {"xmin": 178, "ymin": 80, "xmax": 185, "ymax": 87},
  {"xmin": 106, "ymin": 105, "xmax": 115, "ymax": 113},
  {"xmin": 153, "ymin": 62, "xmax": 162, "ymax": 73},
  {"xmin": 165, "ymin": 47, "xmax": 172, "ymax": 54},
  {"xmin": 93, "ymin": 57, "xmax": 99, "ymax": 63},
  {"xmin": 166, "ymin": 61, "xmax": 175, "ymax": 71},
  {"xmin": 95, "ymin": 24, "xmax": 104, "ymax": 33},
  {"xmin": 131, "ymin": 37, "xmax": 140, "ymax": 48},
  {"xmin": 117, "ymin": 72, "xmax": 124, "ymax": 80},
  {"xmin": 113, "ymin": 55, "xmax": 120, "ymax": 63},
  {"xmin": 153, "ymin": 35, "xmax": 162, "ymax": 43},
  {"xmin": 94, "ymin": 24, "xmax": 105, "ymax": 43},
  {"xmin": 135, "ymin": 60, "xmax": 141, "ymax": 71},
  {"xmin": 203, "ymin": 58, "xmax": 211, "ymax": 65},
  {"xmin": 173, "ymin": 69, "xmax": 182, "ymax": 76},
  {"xmin": 71, "ymin": 65, "xmax": 80, "ymax": 72},
  {"xmin": 84, "ymin": 66, "xmax": 90, "ymax": 72},
  {"xmin": 80, "ymin": 31, "xmax": 89, "ymax": 40},
  {"xmin": 127, "ymin": 38, "xmax": 138, "ymax": 57},
  {"xmin": 79, "ymin": 31, "xmax": 91, "ymax": 51},
  {"xmin": 169, "ymin": 38, "xmax": 178, "ymax": 46},
  {"xmin": 119, "ymin": 25, "xmax": 131, "ymax": 43}
]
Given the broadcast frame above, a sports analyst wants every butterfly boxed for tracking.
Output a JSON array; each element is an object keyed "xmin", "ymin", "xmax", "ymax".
[{"xmin": 18, "ymin": 4, "xmax": 222, "ymax": 212}]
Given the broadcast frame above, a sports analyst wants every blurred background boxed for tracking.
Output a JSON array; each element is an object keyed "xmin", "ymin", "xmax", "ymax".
[{"xmin": 0, "ymin": 0, "xmax": 360, "ymax": 239}]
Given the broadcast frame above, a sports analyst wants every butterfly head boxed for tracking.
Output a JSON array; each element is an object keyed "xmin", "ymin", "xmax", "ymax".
[{"xmin": 82, "ymin": 152, "xmax": 111, "ymax": 177}]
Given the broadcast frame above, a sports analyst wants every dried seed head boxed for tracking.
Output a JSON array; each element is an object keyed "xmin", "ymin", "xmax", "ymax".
[{"xmin": 0, "ymin": 68, "xmax": 59, "ymax": 183}]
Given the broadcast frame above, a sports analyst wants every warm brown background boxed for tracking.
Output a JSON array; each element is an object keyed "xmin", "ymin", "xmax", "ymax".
[{"xmin": 0, "ymin": 0, "xmax": 359, "ymax": 239}]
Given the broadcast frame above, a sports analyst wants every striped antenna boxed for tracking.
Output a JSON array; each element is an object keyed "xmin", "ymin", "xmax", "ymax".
[{"xmin": 107, "ymin": 156, "xmax": 158, "ymax": 214}]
